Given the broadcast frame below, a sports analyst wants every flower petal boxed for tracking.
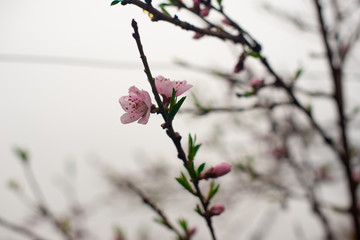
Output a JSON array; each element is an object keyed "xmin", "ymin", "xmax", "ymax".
[
  {"xmin": 138, "ymin": 110, "xmax": 150, "ymax": 124},
  {"xmin": 121, "ymin": 112, "xmax": 141, "ymax": 124}
]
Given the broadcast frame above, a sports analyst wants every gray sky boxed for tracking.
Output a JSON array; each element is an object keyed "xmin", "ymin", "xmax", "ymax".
[{"xmin": 1, "ymin": 0, "xmax": 360, "ymax": 239}]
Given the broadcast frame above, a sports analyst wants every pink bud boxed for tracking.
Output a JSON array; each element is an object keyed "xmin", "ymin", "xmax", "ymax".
[
  {"xmin": 222, "ymin": 18, "xmax": 232, "ymax": 25},
  {"xmin": 353, "ymin": 171, "xmax": 360, "ymax": 185},
  {"xmin": 193, "ymin": 0, "xmax": 200, "ymax": 6},
  {"xmin": 212, "ymin": 162, "xmax": 232, "ymax": 177},
  {"xmin": 209, "ymin": 204, "xmax": 225, "ymax": 216},
  {"xmin": 200, "ymin": 6, "xmax": 210, "ymax": 17},
  {"xmin": 249, "ymin": 77, "xmax": 264, "ymax": 90},
  {"xmin": 187, "ymin": 226, "xmax": 197, "ymax": 236},
  {"xmin": 193, "ymin": 32, "xmax": 204, "ymax": 39}
]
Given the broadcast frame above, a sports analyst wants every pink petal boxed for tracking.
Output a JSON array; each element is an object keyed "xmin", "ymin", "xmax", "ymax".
[
  {"xmin": 121, "ymin": 112, "xmax": 141, "ymax": 124},
  {"xmin": 142, "ymin": 89, "xmax": 152, "ymax": 108},
  {"xmin": 175, "ymin": 82, "xmax": 193, "ymax": 96},
  {"xmin": 137, "ymin": 110, "xmax": 150, "ymax": 124}
]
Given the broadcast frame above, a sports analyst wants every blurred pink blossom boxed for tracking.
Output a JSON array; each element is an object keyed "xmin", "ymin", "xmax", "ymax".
[
  {"xmin": 155, "ymin": 75, "xmax": 193, "ymax": 98},
  {"xmin": 209, "ymin": 204, "xmax": 225, "ymax": 216},
  {"xmin": 249, "ymin": 77, "xmax": 264, "ymax": 90},
  {"xmin": 119, "ymin": 86, "xmax": 152, "ymax": 124}
]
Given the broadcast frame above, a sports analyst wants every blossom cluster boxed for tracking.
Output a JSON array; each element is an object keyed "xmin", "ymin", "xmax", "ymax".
[{"xmin": 119, "ymin": 75, "xmax": 192, "ymax": 124}]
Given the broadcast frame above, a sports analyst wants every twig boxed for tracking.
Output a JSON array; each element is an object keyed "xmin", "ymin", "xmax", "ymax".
[
  {"xmin": 0, "ymin": 216, "xmax": 48, "ymax": 240},
  {"xmin": 21, "ymin": 161, "xmax": 75, "ymax": 240},
  {"xmin": 125, "ymin": 181, "xmax": 184, "ymax": 239}
]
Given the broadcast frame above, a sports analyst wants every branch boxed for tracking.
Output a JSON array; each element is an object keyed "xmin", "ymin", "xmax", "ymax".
[
  {"xmin": 0, "ymin": 216, "xmax": 48, "ymax": 240},
  {"xmin": 312, "ymin": 1, "xmax": 360, "ymax": 238},
  {"xmin": 125, "ymin": 181, "xmax": 185, "ymax": 239}
]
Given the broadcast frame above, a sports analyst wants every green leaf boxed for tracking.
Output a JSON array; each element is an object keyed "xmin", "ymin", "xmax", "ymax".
[
  {"xmin": 153, "ymin": 218, "xmax": 166, "ymax": 226},
  {"xmin": 193, "ymin": 144, "xmax": 201, "ymax": 157},
  {"xmin": 169, "ymin": 96, "xmax": 186, "ymax": 120},
  {"xmin": 194, "ymin": 204, "xmax": 203, "ymax": 216},
  {"xmin": 175, "ymin": 172, "xmax": 193, "ymax": 193},
  {"xmin": 14, "ymin": 147, "xmax": 28, "ymax": 163},
  {"xmin": 244, "ymin": 91, "xmax": 253, "ymax": 97},
  {"xmin": 216, "ymin": 0, "xmax": 223, "ymax": 8},
  {"xmin": 191, "ymin": 93, "xmax": 210, "ymax": 114},
  {"xmin": 7, "ymin": 179, "xmax": 20, "ymax": 191},
  {"xmin": 178, "ymin": 219, "xmax": 188, "ymax": 231},
  {"xmin": 294, "ymin": 68, "xmax": 303, "ymax": 80},
  {"xmin": 110, "ymin": 0, "xmax": 123, "ymax": 6},
  {"xmin": 208, "ymin": 181, "xmax": 220, "ymax": 200},
  {"xmin": 247, "ymin": 51, "xmax": 263, "ymax": 59},
  {"xmin": 169, "ymin": 88, "xmax": 177, "ymax": 112},
  {"xmin": 159, "ymin": 3, "xmax": 171, "ymax": 16},
  {"xmin": 197, "ymin": 163, "xmax": 206, "ymax": 176}
]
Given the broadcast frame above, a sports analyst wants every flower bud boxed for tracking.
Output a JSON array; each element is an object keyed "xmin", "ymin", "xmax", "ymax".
[
  {"xmin": 209, "ymin": 204, "xmax": 225, "ymax": 216},
  {"xmin": 222, "ymin": 18, "xmax": 232, "ymax": 26},
  {"xmin": 249, "ymin": 77, "xmax": 264, "ymax": 90},
  {"xmin": 193, "ymin": 32, "xmax": 204, "ymax": 39},
  {"xmin": 200, "ymin": 6, "xmax": 210, "ymax": 17},
  {"xmin": 212, "ymin": 162, "xmax": 232, "ymax": 177},
  {"xmin": 202, "ymin": 162, "xmax": 232, "ymax": 179},
  {"xmin": 187, "ymin": 226, "xmax": 197, "ymax": 237}
]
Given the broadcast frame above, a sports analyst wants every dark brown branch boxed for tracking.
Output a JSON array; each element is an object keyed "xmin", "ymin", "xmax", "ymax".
[
  {"xmin": 313, "ymin": 1, "xmax": 360, "ymax": 239},
  {"xmin": 122, "ymin": 0, "xmax": 247, "ymax": 45}
]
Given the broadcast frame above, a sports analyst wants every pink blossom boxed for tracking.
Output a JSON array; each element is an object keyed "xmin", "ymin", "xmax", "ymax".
[
  {"xmin": 249, "ymin": 77, "xmax": 264, "ymax": 90},
  {"xmin": 154, "ymin": 75, "xmax": 193, "ymax": 98},
  {"xmin": 209, "ymin": 204, "xmax": 225, "ymax": 216},
  {"xmin": 212, "ymin": 162, "xmax": 232, "ymax": 177},
  {"xmin": 119, "ymin": 86, "xmax": 152, "ymax": 124}
]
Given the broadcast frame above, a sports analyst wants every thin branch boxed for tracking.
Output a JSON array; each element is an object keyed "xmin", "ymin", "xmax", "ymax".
[
  {"xmin": 0, "ymin": 216, "xmax": 48, "ymax": 240},
  {"xmin": 21, "ymin": 161, "xmax": 75, "ymax": 240},
  {"xmin": 313, "ymin": 1, "xmax": 360, "ymax": 238},
  {"xmin": 125, "ymin": 181, "xmax": 184, "ymax": 239}
]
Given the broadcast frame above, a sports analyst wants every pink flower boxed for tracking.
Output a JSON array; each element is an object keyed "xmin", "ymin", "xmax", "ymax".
[
  {"xmin": 119, "ymin": 86, "xmax": 152, "ymax": 124},
  {"xmin": 209, "ymin": 204, "xmax": 225, "ymax": 216},
  {"xmin": 154, "ymin": 75, "xmax": 193, "ymax": 98},
  {"xmin": 249, "ymin": 77, "xmax": 264, "ymax": 90},
  {"xmin": 212, "ymin": 162, "xmax": 232, "ymax": 177}
]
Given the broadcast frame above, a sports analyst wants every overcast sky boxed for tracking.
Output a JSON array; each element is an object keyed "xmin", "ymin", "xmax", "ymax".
[{"xmin": 1, "ymin": 0, "xmax": 360, "ymax": 239}]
